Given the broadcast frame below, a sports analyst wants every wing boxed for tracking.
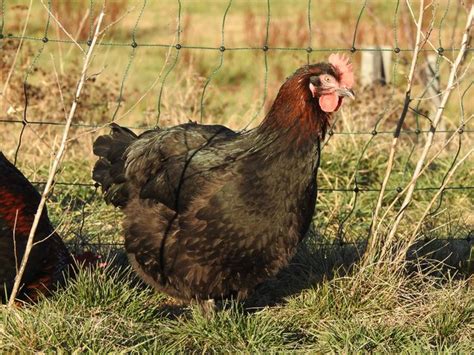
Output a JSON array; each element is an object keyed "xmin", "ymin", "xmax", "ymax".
[
  {"xmin": 124, "ymin": 153, "xmax": 298, "ymax": 299},
  {"xmin": 125, "ymin": 122, "xmax": 240, "ymax": 212}
]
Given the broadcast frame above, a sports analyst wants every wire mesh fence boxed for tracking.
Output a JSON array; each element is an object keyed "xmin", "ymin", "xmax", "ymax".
[{"xmin": 0, "ymin": 0, "xmax": 472, "ymax": 253}]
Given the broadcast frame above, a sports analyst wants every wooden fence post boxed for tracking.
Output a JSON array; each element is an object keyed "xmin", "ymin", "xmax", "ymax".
[
  {"xmin": 360, "ymin": 46, "xmax": 392, "ymax": 86},
  {"xmin": 424, "ymin": 54, "xmax": 441, "ymax": 107}
]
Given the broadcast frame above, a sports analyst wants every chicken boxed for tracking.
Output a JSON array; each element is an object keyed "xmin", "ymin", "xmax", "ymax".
[
  {"xmin": 92, "ymin": 54, "xmax": 355, "ymax": 303},
  {"xmin": 0, "ymin": 152, "xmax": 74, "ymax": 303}
]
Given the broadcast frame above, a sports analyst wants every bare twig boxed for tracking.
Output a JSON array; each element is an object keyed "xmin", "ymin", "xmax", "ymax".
[
  {"xmin": 364, "ymin": 0, "xmax": 426, "ymax": 262},
  {"xmin": 13, "ymin": 212, "xmax": 19, "ymax": 275},
  {"xmin": 65, "ymin": 8, "xmax": 91, "ymax": 57},
  {"xmin": 413, "ymin": 56, "xmax": 473, "ymax": 102},
  {"xmin": 39, "ymin": 0, "xmax": 85, "ymax": 54},
  {"xmin": 7, "ymin": 8, "xmax": 106, "ymax": 308},
  {"xmin": 98, "ymin": 3, "xmax": 139, "ymax": 37},
  {"xmin": 407, "ymin": 148, "xmax": 473, "ymax": 247},
  {"xmin": 405, "ymin": 0, "xmax": 454, "ymax": 65},
  {"xmin": 69, "ymin": 33, "xmax": 177, "ymax": 142},
  {"xmin": 54, "ymin": 10, "xmax": 65, "ymax": 76},
  {"xmin": 370, "ymin": 115, "xmax": 472, "ymax": 238},
  {"xmin": 379, "ymin": 6, "xmax": 473, "ymax": 260},
  {"xmin": 117, "ymin": 43, "xmax": 175, "ymax": 121},
  {"xmin": 50, "ymin": 53, "xmax": 68, "ymax": 120}
]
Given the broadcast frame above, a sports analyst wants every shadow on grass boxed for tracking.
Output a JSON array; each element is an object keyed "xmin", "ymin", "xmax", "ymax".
[
  {"xmin": 246, "ymin": 232, "xmax": 473, "ymax": 309},
  {"xmin": 68, "ymin": 231, "xmax": 473, "ymax": 314}
]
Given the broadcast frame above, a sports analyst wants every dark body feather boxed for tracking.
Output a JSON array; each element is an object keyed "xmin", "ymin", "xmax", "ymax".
[
  {"xmin": 0, "ymin": 152, "xmax": 73, "ymax": 303},
  {"xmin": 93, "ymin": 64, "xmax": 337, "ymax": 301}
]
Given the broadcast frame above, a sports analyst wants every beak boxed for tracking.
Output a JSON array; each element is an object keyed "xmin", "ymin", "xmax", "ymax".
[{"xmin": 336, "ymin": 87, "xmax": 355, "ymax": 100}]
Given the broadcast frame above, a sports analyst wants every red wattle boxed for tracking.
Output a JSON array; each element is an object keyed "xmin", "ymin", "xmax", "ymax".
[{"xmin": 319, "ymin": 94, "xmax": 339, "ymax": 112}]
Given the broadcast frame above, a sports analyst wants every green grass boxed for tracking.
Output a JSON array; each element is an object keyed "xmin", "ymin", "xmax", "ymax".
[{"xmin": 1, "ymin": 257, "xmax": 472, "ymax": 352}]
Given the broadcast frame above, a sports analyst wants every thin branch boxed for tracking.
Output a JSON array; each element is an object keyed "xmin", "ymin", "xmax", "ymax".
[
  {"xmin": 65, "ymin": 7, "xmax": 91, "ymax": 57},
  {"xmin": 13, "ymin": 211, "xmax": 20, "ymax": 275},
  {"xmin": 54, "ymin": 7, "xmax": 65, "ymax": 76},
  {"xmin": 372, "ymin": 115, "xmax": 472, "ymax": 240},
  {"xmin": 364, "ymin": 0, "xmax": 426, "ymax": 262},
  {"xmin": 408, "ymin": 148, "xmax": 473, "ymax": 245},
  {"xmin": 7, "ymin": 8, "xmax": 106, "ymax": 308},
  {"xmin": 117, "ymin": 41, "xmax": 175, "ymax": 121},
  {"xmin": 380, "ymin": 5, "xmax": 474, "ymax": 260},
  {"xmin": 50, "ymin": 53, "xmax": 68, "ymax": 120},
  {"xmin": 405, "ymin": 0, "xmax": 454, "ymax": 65},
  {"xmin": 69, "ymin": 33, "xmax": 177, "ymax": 142},
  {"xmin": 412, "ymin": 56, "xmax": 473, "ymax": 101},
  {"xmin": 39, "ymin": 0, "xmax": 85, "ymax": 54},
  {"xmin": 98, "ymin": 3, "xmax": 139, "ymax": 37}
]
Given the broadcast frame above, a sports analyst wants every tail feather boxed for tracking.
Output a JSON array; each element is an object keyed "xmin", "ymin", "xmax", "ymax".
[{"xmin": 92, "ymin": 123, "xmax": 137, "ymax": 208}]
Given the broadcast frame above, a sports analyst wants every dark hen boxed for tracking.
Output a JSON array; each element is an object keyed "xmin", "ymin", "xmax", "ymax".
[
  {"xmin": 92, "ymin": 55, "xmax": 355, "ymax": 302},
  {"xmin": 0, "ymin": 152, "xmax": 74, "ymax": 303}
]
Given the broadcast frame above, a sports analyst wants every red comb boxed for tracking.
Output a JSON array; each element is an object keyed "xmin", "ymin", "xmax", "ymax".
[{"xmin": 329, "ymin": 53, "xmax": 354, "ymax": 88}]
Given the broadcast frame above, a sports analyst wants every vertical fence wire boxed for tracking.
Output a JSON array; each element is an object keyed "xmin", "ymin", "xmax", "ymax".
[
  {"xmin": 14, "ymin": 0, "xmax": 52, "ymax": 164},
  {"xmin": 110, "ymin": 0, "xmax": 147, "ymax": 122},
  {"xmin": 199, "ymin": 0, "xmax": 233, "ymax": 123},
  {"xmin": 156, "ymin": 0, "xmax": 182, "ymax": 126},
  {"xmin": 306, "ymin": 0, "xmax": 312, "ymax": 65},
  {"xmin": 244, "ymin": 0, "xmax": 270, "ymax": 129}
]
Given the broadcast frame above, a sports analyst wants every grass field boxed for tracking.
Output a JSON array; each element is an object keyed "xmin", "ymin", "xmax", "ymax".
[{"xmin": 0, "ymin": 0, "xmax": 473, "ymax": 352}]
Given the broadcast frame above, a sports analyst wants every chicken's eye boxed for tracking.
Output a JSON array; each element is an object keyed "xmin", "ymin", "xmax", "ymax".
[{"xmin": 324, "ymin": 76, "xmax": 331, "ymax": 82}]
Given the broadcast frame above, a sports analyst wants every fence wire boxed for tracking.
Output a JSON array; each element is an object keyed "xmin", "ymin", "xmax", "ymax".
[{"xmin": 0, "ymin": 0, "xmax": 472, "ymax": 250}]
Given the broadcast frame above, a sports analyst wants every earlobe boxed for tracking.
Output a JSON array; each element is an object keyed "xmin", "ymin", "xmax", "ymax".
[{"xmin": 309, "ymin": 83, "xmax": 317, "ymax": 98}]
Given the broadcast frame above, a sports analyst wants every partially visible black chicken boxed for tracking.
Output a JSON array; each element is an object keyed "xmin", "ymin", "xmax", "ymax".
[
  {"xmin": 93, "ymin": 54, "xmax": 355, "ymax": 303},
  {"xmin": 0, "ymin": 152, "xmax": 74, "ymax": 303}
]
